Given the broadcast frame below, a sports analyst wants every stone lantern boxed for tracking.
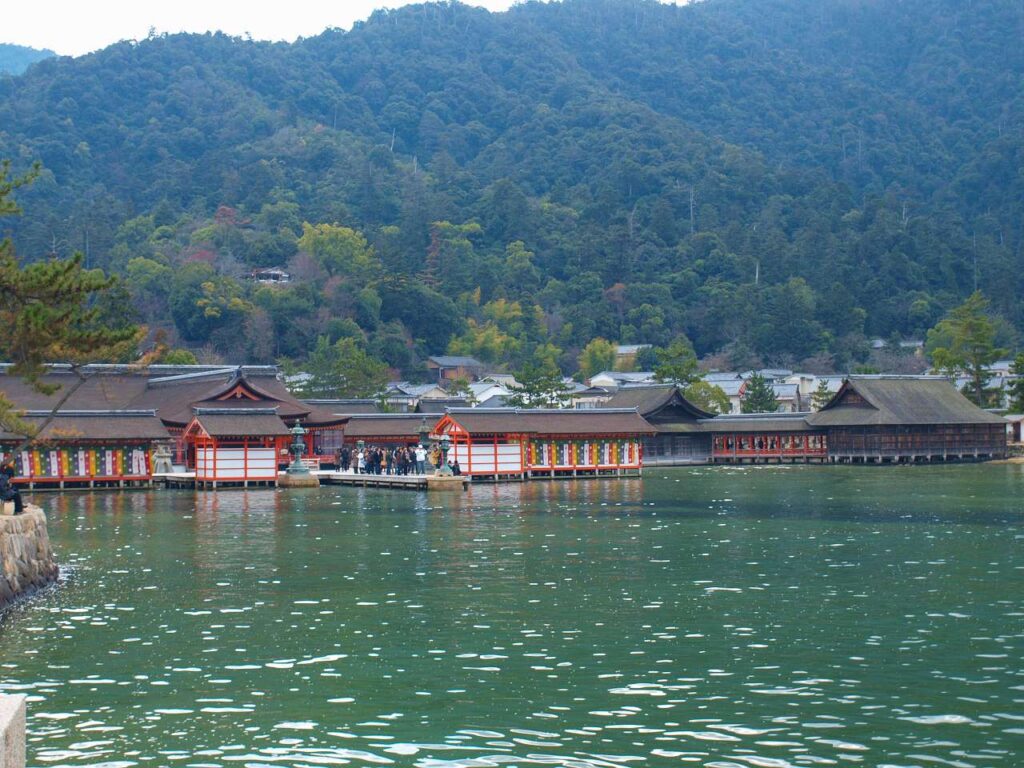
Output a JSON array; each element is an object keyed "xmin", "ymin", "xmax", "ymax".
[
  {"xmin": 287, "ymin": 421, "xmax": 310, "ymax": 474},
  {"xmin": 436, "ymin": 433, "xmax": 453, "ymax": 476},
  {"xmin": 279, "ymin": 420, "xmax": 320, "ymax": 488}
]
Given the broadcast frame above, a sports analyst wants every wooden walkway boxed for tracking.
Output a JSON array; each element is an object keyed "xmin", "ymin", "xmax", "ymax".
[
  {"xmin": 316, "ymin": 471, "xmax": 468, "ymax": 490},
  {"xmin": 155, "ymin": 472, "xmax": 278, "ymax": 489}
]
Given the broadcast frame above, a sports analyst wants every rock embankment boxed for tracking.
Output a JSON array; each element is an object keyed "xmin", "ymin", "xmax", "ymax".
[{"xmin": 0, "ymin": 506, "xmax": 58, "ymax": 611}]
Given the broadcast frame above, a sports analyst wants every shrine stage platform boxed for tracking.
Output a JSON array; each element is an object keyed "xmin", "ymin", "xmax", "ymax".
[{"xmin": 154, "ymin": 470, "xmax": 469, "ymax": 491}]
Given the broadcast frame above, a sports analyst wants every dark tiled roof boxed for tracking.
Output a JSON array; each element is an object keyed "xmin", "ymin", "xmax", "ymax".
[
  {"xmin": 809, "ymin": 377, "xmax": 1007, "ymax": 426},
  {"xmin": 601, "ymin": 384, "xmax": 716, "ymax": 420},
  {"xmin": 416, "ymin": 398, "xmax": 469, "ymax": 414},
  {"xmin": 697, "ymin": 414, "xmax": 816, "ymax": 433},
  {"xmin": 0, "ymin": 411, "xmax": 170, "ymax": 441},
  {"xmin": 302, "ymin": 399, "xmax": 380, "ymax": 415},
  {"xmin": 193, "ymin": 409, "xmax": 291, "ymax": 438},
  {"xmin": 139, "ymin": 373, "xmax": 310, "ymax": 426},
  {"xmin": 342, "ymin": 414, "xmax": 431, "ymax": 439},
  {"xmin": 442, "ymin": 408, "xmax": 656, "ymax": 436},
  {"xmin": 0, "ymin": 372, "xmax": 146, "ymax": 410}
]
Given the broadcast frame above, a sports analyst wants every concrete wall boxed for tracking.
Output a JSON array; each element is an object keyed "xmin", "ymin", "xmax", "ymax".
[
  {"xmin": 0, "ymin": 696, "xmax": 25, "ymax": 768},
  {"xmin": 0, "ymin": 506, "xmax": 58, "ymax": 611}
]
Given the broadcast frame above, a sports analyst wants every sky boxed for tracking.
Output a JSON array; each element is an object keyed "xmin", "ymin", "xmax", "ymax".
[{"xmin": 3, "ymin": 0, "xmax": 520, "ymax": 57}]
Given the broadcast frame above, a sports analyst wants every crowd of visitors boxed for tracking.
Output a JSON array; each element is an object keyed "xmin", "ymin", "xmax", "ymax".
[{"xmin": 335, "ymin": 444, "xmax": 461, "ymax": 476}]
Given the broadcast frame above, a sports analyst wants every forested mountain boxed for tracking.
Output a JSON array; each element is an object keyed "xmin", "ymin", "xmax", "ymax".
[
  {"xmin": 0, "ymin": 44, "xmax": 55, "ymax": 75},
  {"xmin": 0, "ymin": 0, "xmax": 1021, "ymax": 377}
]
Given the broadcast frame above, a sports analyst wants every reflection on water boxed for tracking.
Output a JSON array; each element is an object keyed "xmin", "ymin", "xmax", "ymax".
[{"xmin": 2, "ymin": 464, "xmax": 1023, "ymax": 767}]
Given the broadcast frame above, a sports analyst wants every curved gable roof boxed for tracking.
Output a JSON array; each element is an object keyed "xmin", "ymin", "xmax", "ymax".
[{"xmin": 601, "ymin": 384, "xmax": 716, "ymax": 420}]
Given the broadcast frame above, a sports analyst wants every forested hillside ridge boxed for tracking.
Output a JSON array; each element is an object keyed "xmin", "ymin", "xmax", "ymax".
[
  {"xmin": 0, "ymin": 44, "xmax": 56, "ymax": 75},
  {"xmin": 0, "ymin": 0, "xmax": 1022, "ymax": 384}
]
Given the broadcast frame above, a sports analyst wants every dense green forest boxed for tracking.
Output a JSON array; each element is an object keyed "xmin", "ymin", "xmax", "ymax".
[
  {"xmin": 0, "ymin": 44, "xmax": 55, "ymax": 76},
  {"xmin": 0, "ymin": 0, "xmax": 1021, "ymax": 378}
]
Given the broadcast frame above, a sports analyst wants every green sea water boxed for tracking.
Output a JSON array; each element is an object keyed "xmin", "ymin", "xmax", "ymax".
[{"xmin": 1, "ymin": 464, "xmax": 1022, "ymax": 767}]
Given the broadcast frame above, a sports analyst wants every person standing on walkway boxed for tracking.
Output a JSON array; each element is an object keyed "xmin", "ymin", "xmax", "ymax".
[{"xmin": 415, "ymin": 445, "xmax": 427, "ymax": 475}]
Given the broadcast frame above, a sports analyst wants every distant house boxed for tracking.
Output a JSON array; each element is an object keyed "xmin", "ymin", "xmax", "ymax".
[
  {"xmin": 481, "ymin": 373, "xmax": 518, "ymax": 388},
  {"xmin": 415, "ymin": 398, "xmax": 469, "ymax": 414},
  {"xmin": 771, "ymin": 382, "xmax": 801, "ymax": 412},
  {"xmin": 588, "ymin": 371, "xmax": 656, "ymax": 389},
  {"xmin": 745, "ymin": 368, "xmax": 793, "ymax": 382},
  {"xmin": 988, "ymin": 359, "xmax": 1016, "ymax": 377},
  {"xmin": 614, "ymin": 344, "xmax": 652, "ymax": 369},
  {"xmin": 570, "ymin": 385, "xmax": 613, "ymax": 409},
  {"xmin": 468, "ymin": 380, "xmax": 510, "ymax": 404},
  {"xmin": 785, "ymin": 374, "xmax": 846, "ymax": 409},
  {"xmin": 477, "ymin": 394, "xmax": 510, "ymax": 409},
  {"xmin": 427, "ymin": 355, "xmax": 485, "ymax": 382},
  {"xmin": 249, "ymin": 267, "xmax": 291, "ymax": 285},
  {"xmin": 709, "ymin": 377, "xmax": 745, "ymax": 414},
  {"xmin": 383, "ymin": 381, "xmax": 448, "ymax": 411},
  {"xmin": 709, "ymin": 374, "xmax": 801, "ymax": 414},
  {"xmin": 1005, "ymin": 414, "xmax": 1024, "ymax": 444}
]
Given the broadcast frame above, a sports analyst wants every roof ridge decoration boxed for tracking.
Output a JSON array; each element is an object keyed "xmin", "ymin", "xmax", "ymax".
[
  {"xmin": 0, "ymin": 363, "xmax": 284, "ymax": 378},
  {"xmin": 148, "ymin": 367, "xmax": 239, "ymax": 385},
  {"xmin": 346, "ymin": 413, "xmax": 427, "ymax": 419},
  {"xmin": 194, "ymin": 406, "xmax": 280, "ymax": 415},
  {"xmin": 22, "ymin": 409, "xmax": 160, "ymax": 417}
]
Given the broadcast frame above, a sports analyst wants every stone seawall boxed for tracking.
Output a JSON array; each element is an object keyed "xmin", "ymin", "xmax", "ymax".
[
  {"xmin": 0, "ymin": 696, "xmax": 25, "ymax": 768},
  {"xmin": 0, "ymin": 506, "xmax": 58, "ymax": 611}
]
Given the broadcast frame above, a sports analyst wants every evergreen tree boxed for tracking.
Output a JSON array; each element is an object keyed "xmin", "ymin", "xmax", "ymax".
[
  {"xmin": 926, "ymin": 292, "xmax": 1006, "ymax": 406},
  {"xmin": 741, "ymin": 373, "xmax": 779, "ymax": 413},
  {"xmin": 506, "ymin": 361, "xmax": 572, "ymax": 409},
  {"xmin": 446, "ymin": 376, "xmax": 477, "ymax": 404},
  {"xmin": 1007, "ymin": 354, "xmax": 1024, "ymax": 414},
  {"xmin": 654, "ymin": 336, "xmax": 700, "ymax": 386},
  {"xmin": 811, "ymin": 379, "xmax": 835, "ymax": 411},
  {"xmin": 298, "ymin": 336, "xmax": 388, "ymax": 398},
  {"xmin": 0, "ymin": 161, "xmax": 141, "ymax": 447}
]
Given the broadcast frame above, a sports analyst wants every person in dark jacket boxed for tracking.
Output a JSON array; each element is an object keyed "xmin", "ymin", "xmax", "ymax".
[{"xmin": 0, "ymin": 458, "xmax": 24, "ymax": 514}]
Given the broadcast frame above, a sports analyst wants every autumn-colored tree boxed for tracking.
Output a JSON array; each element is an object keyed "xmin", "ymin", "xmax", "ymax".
[
  {"xmin": 577, "ymin": 337, "xmax": 617, "ymax": 379},
  {"xmin": 683, "ymin": 380, "xmax": 730, "ymax": 414},
  {"xmin": 297, "ymin": 223, "xmax": 380, "ymax": 282}
]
